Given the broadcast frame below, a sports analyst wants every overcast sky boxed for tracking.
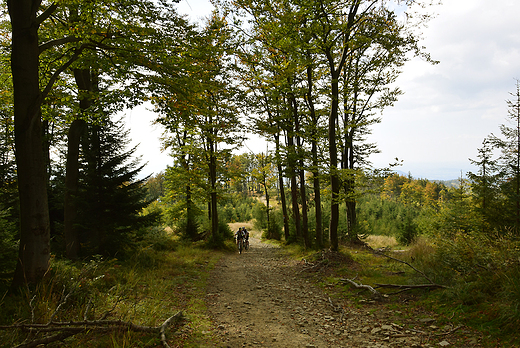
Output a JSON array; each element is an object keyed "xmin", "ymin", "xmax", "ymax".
[{"xmin": 127, "ymin": 0, "xmax": 520, "ymax": 181}]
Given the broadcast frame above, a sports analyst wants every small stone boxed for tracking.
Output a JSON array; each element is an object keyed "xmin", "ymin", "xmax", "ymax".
[
  {"xmin": 438, "ymin": 340, "xmax": 450, "ymax": 347},
  {"xmin": 420, "ymin": 318, "xmax": 436, "ymax": 324},
  {"xmin": 371, "ymin": 327, "xmax": 382, "ymax": 334}
]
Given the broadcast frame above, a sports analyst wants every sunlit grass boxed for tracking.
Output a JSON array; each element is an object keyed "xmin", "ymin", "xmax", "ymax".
[{"xmin": 363, "ymin": 234, "xmax": 400, "ymax": 250}]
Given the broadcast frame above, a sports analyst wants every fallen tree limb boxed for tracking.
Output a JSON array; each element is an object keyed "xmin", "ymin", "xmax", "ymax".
[
  {"xmin": 160, "ymin": 311, "xmax": 184, "ymax": 348},
  {"xmin": 374, "ymin": 250, "xmax": 435, "ymax": 284},
  {"xmin": 374, "ymin": 283, "xmax": 447, "ymax": 290},
  {"xmin": 14, "ymin": 331, "xmax": 78, "ymax": 348},
  {"xmin": 2, "ymin": 311, "xmax": 184, "ymax": 348},
  {"xmin": 340, "ymin": 278, "xmax": 383, "ymax": 300}
]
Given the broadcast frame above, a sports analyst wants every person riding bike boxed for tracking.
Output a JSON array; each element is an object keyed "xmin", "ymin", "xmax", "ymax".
[
  {"xmin": 235, "ymin": 227, "xmax": 245, "ymax": 254},
  {"xmin": 242, "ymin": 227, "xmax": 250, "ymax": 250}
]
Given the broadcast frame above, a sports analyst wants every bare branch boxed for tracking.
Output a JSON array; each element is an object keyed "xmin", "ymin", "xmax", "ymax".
[
  {"xmin": 374, "ymin": 283, "xmax": 446, "ymax": 290},
  {"xmin": 2, "ymin": 312, "xmax": 185, "ymax": 348},
  {"xmin": 341, "ymin": 278, "xmax": 382, "ymax": 300},
  {"xmin": 39, "ymin": 36, "xmax": 82, "ymax": 54},
  {"xmin": 36, "ymin": 2, "xmax": 59, "ymax": 27},
  {"xmin": 374, "ymin": 250, "xmax": 435, "ymax": 284},
  {"xmin": 41, "ymin": 43, "xmax": 90, "ymax": 100}
]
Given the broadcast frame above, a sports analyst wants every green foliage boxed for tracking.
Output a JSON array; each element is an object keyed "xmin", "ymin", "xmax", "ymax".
[
  {"xmin": 0, "ymin": 207, "xmax": 17, "ymax": 277},
  {"xmin": 0, "ymin": 241, "xmax": 222, "ymax": 347},
  {"xmin": 218, "ymin": 194, "xmax": 256, "ymax": 223},
  {"xmin": 135, "ymin": 226, "xmax": 177, "ymax": 252},
  {"xmin": 261, "ymin": 207, "xmax": 283, "ymax": 241},
  {"xmin": 76, "ymin": 118, "xmax": 157, "ymax": 257},
  {"xmin": 204, "ymin": 219, "xmax": 234, "ymax": 249},
  {"xmin": 396, "ymin": 210, "xmax": 418, "ymax": 245},
  {"xmin": 426, "ymin": 232, "xmax": 520, "ymax": 333},
  {"xmin": 252, "ymin": 200, "xmax": 267, "ymax": 231},
  {"xmin": 356, "ymin": 194, "xmax": 421, "ymax": 241}
]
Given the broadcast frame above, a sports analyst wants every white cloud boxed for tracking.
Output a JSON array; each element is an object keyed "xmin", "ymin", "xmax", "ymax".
[
  {"xmin": 126, "ymin": 0, "xmax": 520, "ymax": 181},
  {"xmin": 370, "ymin": 0, "xmax": 520, "ymax": 179}
]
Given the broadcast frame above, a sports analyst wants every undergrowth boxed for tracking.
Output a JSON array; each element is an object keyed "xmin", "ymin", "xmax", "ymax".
[
  {"xmin": 0, "ymin": 232, "xmax": 226, "ymax": 347},
  {"xmin": 280, "ymin": 233, "xmax": 519, "ymax": 347}
]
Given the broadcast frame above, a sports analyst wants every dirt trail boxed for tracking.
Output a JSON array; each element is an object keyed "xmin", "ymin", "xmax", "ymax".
[{"xmin": 205, "ymin": 235, "xmax": 485, "ymax": 348}]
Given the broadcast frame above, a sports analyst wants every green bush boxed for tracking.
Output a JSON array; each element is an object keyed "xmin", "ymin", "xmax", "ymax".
[
  {"xmin": 252, "ymin": 201, "xmax": 267, "ymax": 231},
  {"xmin": 263, "ymin": 214, "xmax": 282, "ymax": 240},
  {"xmin": 429, "ymin": 231, "xmax": 520, "ymax": 332},
  {"xmin": 397, "ymin": 212, "xmax": 418, "ymax": 245}
]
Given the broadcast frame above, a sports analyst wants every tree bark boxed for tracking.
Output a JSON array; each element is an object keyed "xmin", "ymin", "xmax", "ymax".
[
  {"xmin": 208, "ymin": 139, "xmax": 219, "ymax": 244},
  {"xmin": 305, "ymin": 62, "xmax": 323, "ymax": 248},
  {"xmin": 64, "ymin": 118, "xmax": 86, "ymax": 259},
  {"xmin": 274, "ymin": 133, "xmax": 290, "ymax": 241},
  {"xmin": 64, "ymin": 68, "xmax": 91, "ymax": 259},
  {"xmin": 328, "ymin": 70, "xmax": 340, "ymax": 252},
  {"xmin": 9, "ymin": 0, "xmax": 52, "ymax": 286},
  {"xmin": 287, "ymin": 93, "xmax": 302, "ymax": 242}
]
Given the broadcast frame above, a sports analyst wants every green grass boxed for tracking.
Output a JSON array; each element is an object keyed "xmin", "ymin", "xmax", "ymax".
[{"xmin": 0, "ymin": 238, "xmax": 226, "ymax": 347}]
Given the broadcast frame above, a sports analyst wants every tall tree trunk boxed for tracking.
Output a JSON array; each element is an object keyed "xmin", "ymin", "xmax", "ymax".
[
  {"xmin": 298, "ymin": 165, "xmax": 310, "ymax": 248},
  {"xmin": 9, "ymin": 0, "xmax": 51, "ymax": 286},
  {"xmin": 312, "ymin": 149, "xmax": 323, "ymax": 248},
  {"xmin": 64, "ymin": 118, "xmax": 86, "ymax": 258},
  {"xmin": 275, "ymin": 133, "xmax": 290, "ymax": 241},
  {"xmin": 186, "ymin": 184, "xmax": 198, "ymax": 240},
  {"xmin": 305, "ymin": 61, "xmax": 323, "ymax": 248},
  {"xmin": 295, "ymin": 124, "xmax": 309, "ymax": 247},
  {"xmin": 287, "ymin": 93, "xmax": 301, "ymax": 241},
  {"xmin": 328, "ymin": 70, "xmax": 340, "ymax": 252},
  {"xmin": 209, "ymin": 140, "xmax": 219, "ymax": 244},
  {"xmin": 64, "ymin": 68, "xmax": 91, "ymax": 259},
  {"xmin": 343, "ymin": 65, "xmax": 357, "ymax": 241}
]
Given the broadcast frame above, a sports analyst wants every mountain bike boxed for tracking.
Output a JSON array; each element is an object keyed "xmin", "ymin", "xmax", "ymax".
[{"xmin": 237, "ymin": 237, "xmax": 243, "ymax": 254}]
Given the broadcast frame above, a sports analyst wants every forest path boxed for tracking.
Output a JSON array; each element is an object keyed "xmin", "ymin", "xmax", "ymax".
[{"xmin": 204, "ymin": 233, "xmax": 486, "ymax": 348}]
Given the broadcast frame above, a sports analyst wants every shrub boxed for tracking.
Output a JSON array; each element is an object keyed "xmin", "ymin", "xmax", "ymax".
[
  {"xmin": 428, "ymin": 231, "xmax": 520, "ymax": 332},
  {"xmin": 252, "ymin": 201, "xmax": 267, "ymax": 231}
]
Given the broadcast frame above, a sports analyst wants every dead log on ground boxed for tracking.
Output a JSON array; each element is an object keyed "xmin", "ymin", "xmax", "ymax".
[{"xmin": 1, "ymin": 311, "xmax": 184, "ymax": 348}]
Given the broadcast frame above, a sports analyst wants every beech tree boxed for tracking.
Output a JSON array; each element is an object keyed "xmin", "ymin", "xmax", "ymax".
[
  {"xmin": 154, "ymin": 14, "xmax": 245, "ymax": 245},
  {"xmin": 228, "ymin": 0, "xmax": 433, "ymax": 250},
  {"xmin": 5, "ymin": 0, "xmax": 190, "ymax": 285}
]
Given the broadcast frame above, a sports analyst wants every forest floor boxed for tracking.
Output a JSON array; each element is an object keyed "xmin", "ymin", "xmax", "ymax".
[{"xmin": 202, "ymin": 227, "xmax": 496, "ymax": 348}]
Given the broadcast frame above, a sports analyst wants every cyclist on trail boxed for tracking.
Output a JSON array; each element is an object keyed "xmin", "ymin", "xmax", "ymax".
[
  {"xmin": 235, "ymin": 227, "xmax": 245, "ymax": 252},
  {"xmin": 242, "ymin": 227, "xmax": 249, "ymax": 250}
]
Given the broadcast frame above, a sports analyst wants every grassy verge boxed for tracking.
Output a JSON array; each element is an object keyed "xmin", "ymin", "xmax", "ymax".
[
  {"xmin": 0, "ymin": 237, "xmax": 230, "ymax": 347},
  {"xmin": 277, "ymin": 235, "xmax": 518, "ymax": 347}
]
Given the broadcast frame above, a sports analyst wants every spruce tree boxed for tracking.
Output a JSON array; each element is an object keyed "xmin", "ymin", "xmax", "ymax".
[{"xmin": 77, "ymin": 117, "xmax": 156, "ymax": 256}]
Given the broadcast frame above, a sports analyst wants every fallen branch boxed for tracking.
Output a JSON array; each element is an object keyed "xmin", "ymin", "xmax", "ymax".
[
  {"xmin": 374, "ymin": 283, "xmax": 447, "ymax": 290},
  {"xmin": 2, "ymin": 311, "xmax": 184, "ymax": 348},
  {"xmin": 434, "ymin": 325, "xmax": 463, "ymax": 337},
  {"xmin": 374, "ymin": 250, "xmax": 435, "ymax": 284},
  {"xmin": 160, "ymin": 312, "xmax": 184, "ymax": 348},
  {"xmin": 340, "ymin": 278, "xmax": 383, "ymax": 300}
]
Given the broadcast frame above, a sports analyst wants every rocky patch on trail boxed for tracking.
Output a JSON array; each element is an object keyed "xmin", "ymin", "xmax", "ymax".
[{"xmin": 205, "ymin": 238, "xmax": 486, "ymax": 347}]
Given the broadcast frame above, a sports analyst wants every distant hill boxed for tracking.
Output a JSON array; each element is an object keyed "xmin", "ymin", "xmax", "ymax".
[
  {"xmin": 389, "ymin": 171, "xmax": 461, "ymax": 188},
  {"xmin": 433, "ymin": 179, "xmax": 460, "ymax": 188}
]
